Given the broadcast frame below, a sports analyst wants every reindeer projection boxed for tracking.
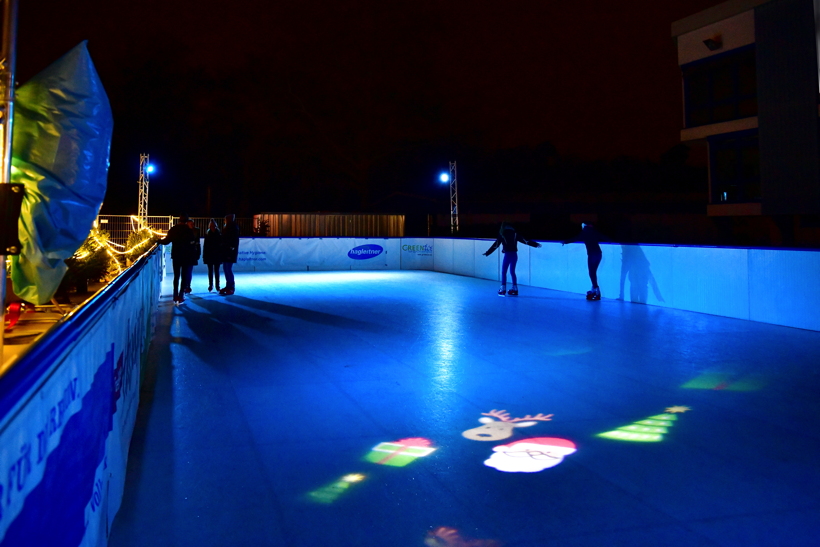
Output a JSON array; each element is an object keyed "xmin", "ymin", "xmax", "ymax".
[{"xmin": 461, "ymin": 409, "xmax": 554, "ymax": 441}]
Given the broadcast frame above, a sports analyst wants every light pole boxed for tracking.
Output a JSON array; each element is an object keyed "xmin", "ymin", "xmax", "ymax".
[
  {"xmin": 439, "ymin": 161, "xmax": 458, "ymax": 235},
  {"xmin": 137, "ymin": 153, "xmax": 152, "ymax": 220}
]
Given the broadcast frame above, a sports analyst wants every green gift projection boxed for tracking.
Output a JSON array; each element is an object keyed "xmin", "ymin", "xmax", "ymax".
[
  {"xmin": 363, "ymin": 438, "xmax": 436, "ymax": 467},
  {"xmin": 597, "ymin": 406, "xmax": 690, "ymax": 442}
]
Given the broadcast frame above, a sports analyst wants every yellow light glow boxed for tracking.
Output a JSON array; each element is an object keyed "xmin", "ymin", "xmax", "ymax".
[
  {"xmin": 665, "ymin": 406, "xmax": 691, "ymax": 414},
  {"xmin": 341, "ymin": 474, "xmax": 365, "ymax": 483}
]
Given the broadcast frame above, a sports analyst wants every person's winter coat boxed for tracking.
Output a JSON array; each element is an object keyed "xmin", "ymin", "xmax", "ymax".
[
  {"xmin": 159, "ymin": 223, "xmax": 197, "ymax": 263},
  {"xmin": 203, "ymin": 228, "xmax": 221, "ymax": 265},
  {"xmin": 484, "ymin": 225, "xmax": 540, "ymax": 255},
  {"xmin": 221, "ymin": 221, "xmax": 240, "ymax": 264}
]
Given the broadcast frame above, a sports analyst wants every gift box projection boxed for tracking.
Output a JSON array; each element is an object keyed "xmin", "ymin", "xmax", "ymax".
[{"xmin": 364, "ymin": 438, "xmax": 437, "ymax": 467}]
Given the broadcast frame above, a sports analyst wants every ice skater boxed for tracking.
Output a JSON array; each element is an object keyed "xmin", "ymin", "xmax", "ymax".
[
  {"xmin": 483, "ymin": 222, "xmax": 541, "ymax": 296},
  {"xmin": 219, "ymin": 213, "xmax": 240, "ymax": 296},
  {"xmin": 203, "ymin": 219, "xmax": 222, "ymax": 293},
  {"xmin": 563, "ymin": 222, "xmax": 605, "ymax": 300},
  {"xmin": 182, "ymin": 219, "xmax": 201, "ymax": 294},
  {"xmin": 158, "ymin": 214, "xmax": 197, "ymax": 304}
]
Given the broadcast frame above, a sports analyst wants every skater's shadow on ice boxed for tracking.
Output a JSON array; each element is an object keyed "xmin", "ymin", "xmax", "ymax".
[
  {"xmin": 220, "ymin": 294, "xmax": 384, "ymax": 333},
  {"xmin": 617, "ymin": 245, "xmax": 664, "ymax": 304}
]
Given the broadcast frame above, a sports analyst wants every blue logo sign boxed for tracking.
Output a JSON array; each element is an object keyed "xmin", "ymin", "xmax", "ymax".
[{"xmin": 348, "ymin": 244, "xmax": 384, "ymax": 260}]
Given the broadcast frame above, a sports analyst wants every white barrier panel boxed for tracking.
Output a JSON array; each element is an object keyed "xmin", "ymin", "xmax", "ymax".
[
  {"xmin": 173, "ymin": 236, "xmax": 819, "ymax": 331},
  {"xmin": 474, "ymin": 239, "xmax": 499, "ymax": 281},
  {"xmin": 453, "ymin": 239, "xmax": 476, "ymax": 278},
  {"xmin": 749, "ymin": 248, "xmax": 820, "ymax": 331},
  {"xmin": 0, "ymin": 250, "xmax": 162, "ymax": 547},
  {"xmin": 399, "ymin": 239, "xmax": 434, "ymax": 270},
  {"xmin": 433, "ymin": 238, "xmax": 454, "ymax": 274}
]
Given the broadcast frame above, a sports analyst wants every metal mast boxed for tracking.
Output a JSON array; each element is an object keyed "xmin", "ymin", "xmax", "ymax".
[
  {"xmin": 137, "ymin": 153, "xmax": 149, "ymax": 219},
  {"xmin": 449, "ymin": 161, "xmax": 458, "ymax": 234}
]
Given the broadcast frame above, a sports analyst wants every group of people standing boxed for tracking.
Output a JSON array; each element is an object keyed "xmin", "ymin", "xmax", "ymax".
[{"xmin": 159, "ymin": 214, "xmax": 240, "ymax": 304}]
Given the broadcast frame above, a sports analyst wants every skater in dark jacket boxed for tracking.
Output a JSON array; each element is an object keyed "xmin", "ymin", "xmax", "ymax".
[
  {"xmin": 483, "ymin": 222, "xmax": 541, "ymax": 296},
  {"xmin": 159, "ymin": 215, "xmax": 197, "ymax": 304},
  {"xmin": 563, "ymin": 222, "xmax": 605, "ymax": 300},
  {"xmin": 219, "ymin": 214, "xmax": 240, "ymax": 295},
  {"xmin": 182, "ymin": 219, "xmax": 201, "ymax": 294},
  {"xmin": 203, "ymin": 219, "xmax": 222, "ymax": 293}
]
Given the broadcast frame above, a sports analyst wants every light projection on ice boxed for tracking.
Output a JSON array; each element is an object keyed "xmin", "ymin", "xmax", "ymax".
[
  {"xmin": 363, "ymin": 438, "xmax": 436, "ymax": 467},
  {"xmin": 483, "ymin": 437, "xmax": 577, "ymax": 473},
  {"xmin": 682, "ymin": 372, "xmax": 765, "ymax": 391},
  {"xmin": 307, "ymin": 473, "xmax": 366, "ymax": 504},
  {"xmin": 462, "ymin": 409, "xmax": 553, "ymax": 441},
  {"xmin": 597, "ymin": 406, "xmax": 691, "ymax": 442},
  {"xmin": 424, "ymin": 526, "xmax": 501, "ymax": 547}
]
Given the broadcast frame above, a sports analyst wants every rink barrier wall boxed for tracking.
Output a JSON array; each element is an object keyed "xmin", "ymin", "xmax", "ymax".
[
  {"xmin": 170, "ymin": 237, "xmax": 820, "ymax": 331},
  {"xmin": 0, "ymin": 247, "xmax": 164, "ymax": 547}
]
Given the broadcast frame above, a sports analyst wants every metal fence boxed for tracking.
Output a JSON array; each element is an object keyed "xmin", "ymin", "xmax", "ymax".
[{"xmin": 97, "ymin": 215, "xmax": 256, "ymax": 246}]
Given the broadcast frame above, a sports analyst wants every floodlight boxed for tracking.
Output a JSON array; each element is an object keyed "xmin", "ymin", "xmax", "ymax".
[{"xmin": 439, "ymin": 173, "xmax": 449, "ymax": 183}]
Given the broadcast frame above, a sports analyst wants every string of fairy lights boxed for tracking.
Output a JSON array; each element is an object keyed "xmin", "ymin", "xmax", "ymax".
[{"xmin": 71, "ymin": 215, "xmax": 166, "ymax": 275}]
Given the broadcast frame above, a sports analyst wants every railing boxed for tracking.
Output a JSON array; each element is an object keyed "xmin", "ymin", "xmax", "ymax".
[{"xmin": 0, "ymin": 245, "xmax": 164, "ymax": 545}]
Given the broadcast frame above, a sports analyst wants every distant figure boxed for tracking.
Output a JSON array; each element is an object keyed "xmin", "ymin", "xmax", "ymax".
[
  {"xmin": 563, "ymin": 222, "xmax": 605, "ymax": 300},
  {"xmin": 203, "ymin": 218, "xmax": 222, "ymax": 293},
  {"xmin": 219, "ymin": 214, "xmax": 240, "ymax": 296},
  {"xmin": 182, "ymin": 219, "xmax": 201, "ymax": 294},
  {"xmin": 483, "ymin": 222, "xmax": 541, "ymax": 296},
  {"xmin": 158, "ymin": 214, "xmax": 197, "ymax": 304}
]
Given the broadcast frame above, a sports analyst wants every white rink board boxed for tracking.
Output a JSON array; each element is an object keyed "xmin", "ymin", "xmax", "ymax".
[{"xmin": 170, "ymin": 237, "xmax": 818, "ymax": 331}]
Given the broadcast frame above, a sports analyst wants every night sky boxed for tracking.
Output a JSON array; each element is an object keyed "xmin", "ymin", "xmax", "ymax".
[{"xmin": 17, "ymin": 0, "xmax": 719, "ymax": 217}]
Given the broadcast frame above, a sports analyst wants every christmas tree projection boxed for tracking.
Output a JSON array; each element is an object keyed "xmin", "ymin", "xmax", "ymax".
[
  {"xmin": 363, "ymin": 438, "xmax": 436, "ymax": 467},
  {"xmin": 597, "ymin": 406, "xmax": 691, "ymax": 442},
  {"xmin": 307, "ymin": 473, "xmax": 366, "ymax": 504}
]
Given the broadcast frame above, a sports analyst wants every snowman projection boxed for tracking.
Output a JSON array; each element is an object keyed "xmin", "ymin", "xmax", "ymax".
[
  {"xmin": 484, "ymin": 437, "xmax": 577, "ymax": 473},
  {"xmin": 462, "ymin": 409, "xmax": 554, "ymax": 441}
]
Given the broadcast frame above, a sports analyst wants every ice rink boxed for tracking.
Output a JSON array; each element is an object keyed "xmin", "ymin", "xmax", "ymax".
[{"xmin": 108, "ymin": 270, "xmax": 820, "ymax": 546}]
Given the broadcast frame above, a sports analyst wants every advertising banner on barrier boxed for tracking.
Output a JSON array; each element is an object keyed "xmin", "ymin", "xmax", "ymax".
[
  {"xmin": 0, "ymin": 252, "xmax": 161, "ymax": 547},
  {"xmin": 399, "ymin": 238, "xmax": 434, "ymax": 270},
  {"xmin": 190, "ymin": 238, "xmax": 401, "ymax": 273}
]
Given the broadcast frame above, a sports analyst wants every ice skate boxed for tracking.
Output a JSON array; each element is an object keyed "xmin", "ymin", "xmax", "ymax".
[
  {"xmin": 498, "ymin": 286, "xmax": 507, "ymax": 296},
  {"xmin": 508, "ymin": 286, "xmax": 519, "ymax": 296},
  {"xmin": 208, "ymin": 285, "xmax": 213, "ymax": 292},
  {"xmin": 590, "ymin": 287, "xmax": 601, "ymax": 301},
  {"xmin": 586, "ymin": 287, "xmax": 595, "ymax": 300}
]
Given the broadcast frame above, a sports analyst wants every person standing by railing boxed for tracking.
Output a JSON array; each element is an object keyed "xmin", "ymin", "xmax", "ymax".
[
  {"xmin": 159, "ymin": 214, "xmax": 197, "ymax": 304},
  {"xmin": 219, "ymin": 214, "xmax": 240, "ymax": 296},
  {"xmin": 563, "ymin": 222, "xmax": 606, "ymax": 300},
  {"xmin": 203, "ymin": 218, "xmax": 222, "ymax": 293}
]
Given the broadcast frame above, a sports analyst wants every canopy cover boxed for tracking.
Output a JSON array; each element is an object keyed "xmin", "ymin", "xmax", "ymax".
[{"xmin": 10, "ymin": 41, "xmax": 113, "ymax": 304}]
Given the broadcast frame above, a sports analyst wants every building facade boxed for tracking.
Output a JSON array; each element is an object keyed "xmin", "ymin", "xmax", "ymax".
[{"xmin": 672, "ymin": 0, "xmax": 820, "ymax": 217}]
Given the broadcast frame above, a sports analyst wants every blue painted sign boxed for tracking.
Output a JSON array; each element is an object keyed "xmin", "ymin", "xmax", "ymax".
[{"xmin": 348, "ymin": 244, "xmax": 384, "ymax": 260}]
